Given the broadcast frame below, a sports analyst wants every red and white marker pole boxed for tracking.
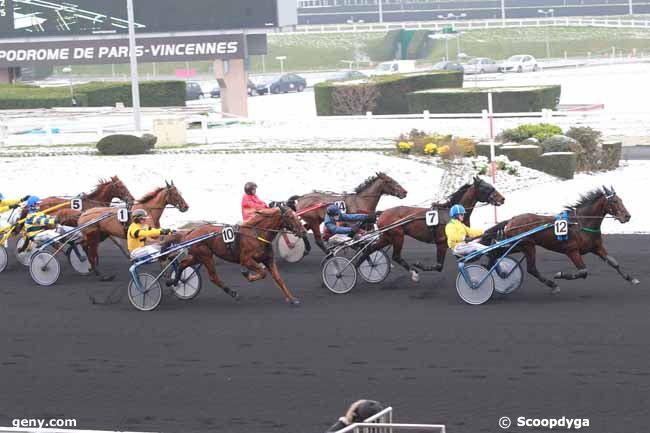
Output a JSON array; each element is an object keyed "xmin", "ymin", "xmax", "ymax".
[{"xmin": 488, "ymin": 92, "xmax": 497, "ymax": 223}]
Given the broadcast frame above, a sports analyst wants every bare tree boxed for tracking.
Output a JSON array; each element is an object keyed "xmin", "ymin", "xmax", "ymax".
[{"xmin": 331, "ymin": 84, "xmax": 379, "ymax": 115}]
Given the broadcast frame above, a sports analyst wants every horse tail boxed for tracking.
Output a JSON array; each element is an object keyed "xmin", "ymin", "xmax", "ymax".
[
  {"xmin": 286, "ymin": 195, "xmax": 300, "ymax": 211},
  {"xmin": 482, "ymin": 220, "xmax": 509, "ymax": 246}
]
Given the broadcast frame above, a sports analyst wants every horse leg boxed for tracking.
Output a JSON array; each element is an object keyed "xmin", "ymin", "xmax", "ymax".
[
  {"xmin": 554, "ymin": 249, "xmax": 589, "ymax": 281},
  {"xmin": 240, "ymin": 257, "xmax": 268, "ymax": 282},
  {"xmin": 593, "ymin": 246, "xmax": 640, "ymax": 285},
  {"xmin": 387, "ymin": 230, "xmax": 419, "ymax": 283},
  {"xmin": 265, "ymin": 258, "xmax": 300, "ymax": 306},
  {"xmin": 193, "ymin": 247, "xmax": 239, "ymax": 300},
  {"xmin": 415, "ymin": 241, "xmax": 446, "ymax": 272},
  {"xmin": 522, "ymin": 244, "xmax": 560, "ymax": 294}
]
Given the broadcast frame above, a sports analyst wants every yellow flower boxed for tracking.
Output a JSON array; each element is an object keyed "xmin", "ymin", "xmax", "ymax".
[
  {"xmin": 437, "ymin": 145, "xmax": 450, "ymax": 155},
  {"xmin": 398, "ymin": 141, "xmax": 413, "ymax": 153},
  {"xmin": 424, "ymin": 143, "xmax": 438, "ymax": 155}
]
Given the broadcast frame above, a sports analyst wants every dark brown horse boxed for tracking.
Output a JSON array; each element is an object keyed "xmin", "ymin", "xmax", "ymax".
[
  {"xmin": 287, "ymin": 172, "xmax": 408, "ymax": 252},
  {"xmin": 484, "ymin": 186, "xmax": 638, "ymax": 293},
  {"xmin": 367, "ymin": 177, "xmax": 505, "ymax": 282},
  {"xmin": 79, "ymin": 181, "xmax": 189, "ymax": 279},
  {"xmin": 19, "ymin": 176, "xmax": 134, "ymax": 226},
  {"xmin": 174, "ymin": 206, "xmax": 308, "ymax": 305}
]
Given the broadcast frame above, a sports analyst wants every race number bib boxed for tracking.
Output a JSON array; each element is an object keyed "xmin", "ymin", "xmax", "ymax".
[
  {"xmin": 334, "ymin": 201, "xmax": 347, "ymax": 213},
  {"xmin": 222, "ymin": 226, "xmax": 236, "ymax": 244},
  {"xmin": 70, "ymin": 198, "xmax": 83, "ymax": 211},
  {"xmin": 554, "ymin": 219, "xmax": 568, "ymax": 236},
  {"xmin": 117, "ymin": 208, "xmax": 129, "ymax": 223},
  {"xmin": 425, "ymin": 210, "xmax": 439, "ymax": 227}
]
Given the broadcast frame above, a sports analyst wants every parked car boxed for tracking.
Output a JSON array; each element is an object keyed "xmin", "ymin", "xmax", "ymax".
[
  {"xmin": 463, "ymin": 57, "xmax": 500, "ymax": 74},
  {"xmin": 333, "ymin": 70, "xmax": 367, "ymax": 81},
  {"xmin": 185, "ymin": 81, "xmax": 205, "ymax": 100},
  {"xmin": 209, "ymin": 79, "xmax": 257, "ymax": 98},
  {"xmin": 499, "ymin": 55, "xmax": 539, "ymax": 73},
  {"xmin": 432, "ymin": 61, "xmax": 464, "ymax": 73},
  {"xmin": 256, "ymin": 74, "xmax": 307, "ymax": 95},
  {"xmin": 371, "ymin": 60, "xmax": 417, "ymax": 76}
]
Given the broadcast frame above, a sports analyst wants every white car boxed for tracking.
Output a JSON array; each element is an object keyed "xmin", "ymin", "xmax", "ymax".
[{"xmin": 499, "ymin": 55, "xmax": 539, "ymax": 73}]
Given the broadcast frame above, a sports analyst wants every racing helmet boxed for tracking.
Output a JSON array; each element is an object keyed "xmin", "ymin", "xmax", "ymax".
[
  {"xmin": 244, "ymin": 182, "xmax": 257, "ymax": 194},
  {"xmin": 132, "ymin": 209, "xmax": 148, "ymax": 221},
  {"xmin": 0, "ymin": 192, "xmax": 4, "ymax": 201},
  {"xmin": 449, "ymin": 204, "xmax": 466, "ymax": 218},
  {"xmin": 326, "ymin": 204, "xmax": 341, "ymax": 217},
  {"xmin": 27, "ymin": 196, "xmax": 41, "ymax": 210}
]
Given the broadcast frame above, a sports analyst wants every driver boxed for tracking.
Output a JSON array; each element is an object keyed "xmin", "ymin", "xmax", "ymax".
[
  {"xmin": 325, "ymin": 400, "xmax": 385, "ymax": 432},
  {"xmin": 0, "ymin": 193, "xmax": 30, "ymax": 214},
  {"xmin": 23, "ymin": 196, "xmax": 78, "ymax": 249},
  {"xmin": 241, "ymin": 182, "xmax": 268, "ymax": 222},
  {"xmin": 127, "ymin": 209, "xmax": 175, "ymax": 259},
  {"xmin": 445, "ymin": 204, "xmax": 487, "ymax": 256},
  {"xmin": 323, "ymin": 204, "xmax": 376, "ymax": 242}
]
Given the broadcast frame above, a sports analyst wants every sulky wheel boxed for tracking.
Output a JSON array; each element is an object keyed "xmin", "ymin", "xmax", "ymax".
[
  {"xmin": 275, "ymin": 232, "xmax": 306, "ymax": 263},
  {"xmin": 358, "ymin": 250, "xmax": 390, "ymax": 284},
  {"xmin": 67, "ymin": 245, "xmax": 91, "ymax": 275},
  {"xmin": 0, "ymin": 246, "xmax": 8, "ymax": 273},
  {"xmin": 322, "ymin": 256, "xmax": 357, "ymax": 294},
  {"xmin": 128, "ymin": 272, "xmax": 163, "ymax": 312},
  {"xmin": 492, "ymin": 256, "xmax": 524, "ymax": 295},
  {"xmin": 15, "ymin": 237, "xmax": 35, "ymax": 266},
  {"xmin": 170, "ymin": 266, "xmax": 202, "ymax": 300},
  {"xmin": 456, "ymin": 265, "xmax": 494, "ymax": 305},
  {"xmin": 30, "ymin": 252, "xmax": 61, "ymax": 286}
]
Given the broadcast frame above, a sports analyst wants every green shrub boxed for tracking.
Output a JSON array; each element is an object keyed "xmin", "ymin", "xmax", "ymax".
[
  {"xmin": 96, "ymin": 134, "xmax": 151, "ymax": 155},
  {"xmin": 498, "ymin": 123, "xmax": 563, "ymax": 143},
  {"xmin": 541, "ymin": 135, "xmax": 578, "ymax": 153},
  {"xmin": 408, "ymin": 85, "xmax": 562, "ymax": 115}
]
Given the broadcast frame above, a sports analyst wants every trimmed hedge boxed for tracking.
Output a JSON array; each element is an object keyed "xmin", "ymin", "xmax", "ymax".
[
  {"xmin": 407, "ymin": 85, "xmax": 561, "ymax": 114},
  {"xmin": 97, "ymin": 134, "xmax": 152, "ymax": 155},
  {"xmin": 532, "ymin": 152, "xmax": 577, "ymax": 179},
  {"xmin": 498, "ymin": 145, "xmax": 543, "ymax": 168},
  {"xmin": 315, "ymin": 71, "xmax": 463, "ymax": 116},
  {"xmin": 0, "ymin": 81, "xmax": 185, "ymax": 109}
]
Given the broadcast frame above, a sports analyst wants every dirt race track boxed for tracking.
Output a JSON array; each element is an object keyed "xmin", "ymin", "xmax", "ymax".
[{"xmin": 1, "ymin": 235, "xmax": 649, "ymax": 433}]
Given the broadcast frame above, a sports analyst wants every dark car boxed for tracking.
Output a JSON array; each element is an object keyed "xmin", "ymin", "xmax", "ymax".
[
  {"xmin": 209, "ymin": 79, "xmax": 257, "ymax": 98},
  {"xmin": 258, "ymin": 73, "xmax": 306, "ymax": 95},
  {"xmin": 432, "ymin": 61, "xmax": 464, "ymax": 73},
  {"xmin": 185, "ymin": 81, "xmax": 205, "ymax": 100}
]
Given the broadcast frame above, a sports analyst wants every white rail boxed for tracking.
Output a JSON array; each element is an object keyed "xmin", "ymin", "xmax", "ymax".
[
  {"xmin": 333, "ymin": 407, "xmax": 447, "ymax": 433},
  {"xmin": 283, "ymin": 16, "xmax": 650, "ymax": 34}
]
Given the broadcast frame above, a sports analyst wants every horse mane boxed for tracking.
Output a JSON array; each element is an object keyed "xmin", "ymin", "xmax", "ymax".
[
  {"xmin": 354, "ymin": 172, "xmax": 387, "ymax": 193},
  {"xmin": 138, "ymin": 186, "xmax": 165, "ymax": 203},
  {"xmin": 90, "ymin": 177, "xmax": 113, "ymax": 193},
  {"xmin": 565, "ymin": 187, "xmax": 607, "ymax": 211},
  {"xmin": 433, "ymin": 183, "xmax": 472, "ymax": 208}
]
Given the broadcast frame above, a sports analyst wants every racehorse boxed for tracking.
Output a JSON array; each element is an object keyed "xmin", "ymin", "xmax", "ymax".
[
  {"xmin": 482, "ymin": 186, "xmax": 639, "ymax": 293},
  {"xmin": 287, "ymin": 172, "xmax": 408, "ymax": 253},
  {"xmin": 173, "ymin": 206, "xmax": 307, "ymax": 305},
  {"xmin": 19, "ymin": 176, "xmax": 134, "ymax": 226},
  {"xmin": 366, "ymin": 177, "xmax": 505, "ymax": 282},
  {"xmin": 79, "ymin": 181, "xmax": 189, "ymax": 280}
]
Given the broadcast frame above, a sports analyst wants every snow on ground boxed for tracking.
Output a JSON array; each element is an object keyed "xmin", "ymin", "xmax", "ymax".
[{"xmin": 1, "ymin": 152, "xmax": 647, "ymax": 233}]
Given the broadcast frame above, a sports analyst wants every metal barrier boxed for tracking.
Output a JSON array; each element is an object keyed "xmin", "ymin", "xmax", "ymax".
[{"xmin": 334, "ymin": 407, "xmax": 446, "ymax": 433}]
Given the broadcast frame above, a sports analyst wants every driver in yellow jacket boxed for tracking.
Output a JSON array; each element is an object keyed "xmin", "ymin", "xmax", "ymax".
[
  {"xmin": 127, "ymin": 209, "xmax": 174, "ymax": 259},
  {"xmin": 0, "ymin": 193, "xmax": 29, "ymax": 214},
  {"xmin": 445, "ymin": 204, "xmax": 487, "ymax": 256}
]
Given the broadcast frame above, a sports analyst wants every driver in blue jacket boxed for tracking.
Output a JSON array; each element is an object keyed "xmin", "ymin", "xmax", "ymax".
[{"xmin": 323, "ymin": 204, "xmax": 375, "ymax": 241}]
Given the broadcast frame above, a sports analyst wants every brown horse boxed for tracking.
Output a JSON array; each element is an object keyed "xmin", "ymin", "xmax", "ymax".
[
  {"xmin": 483, "ymin": 186, "xmax": 638, "ymax": 293},
  {"xmin": 367, "ymin": 177, "xmax": 505, "ymax": 282},
  {"xmin": 79, "ymin": 181, "xmax": 189, "ymax": 279},
  {"xmin": 19, "ymin": 176, "xmax": 134, "ymax": 226},
  {"xmin": 174, "ymin": 206, "xmax": 307, "ymax": 305},
  {"xmin": 287, "ymin": 172, "xmax": 408, "ymax": 252}
]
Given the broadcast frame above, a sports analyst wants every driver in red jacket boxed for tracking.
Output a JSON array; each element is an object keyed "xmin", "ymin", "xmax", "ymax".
[{"xmin": 241, "ymin": 182, "xmax": 268, "ymax": 221}]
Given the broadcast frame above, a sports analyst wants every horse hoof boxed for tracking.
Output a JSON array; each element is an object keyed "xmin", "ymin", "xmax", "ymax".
[
  {"xmin": 100, "ymin": 275, "xmax": 115, "ymax": 282},
  {"xmin": 410, "ymin": 270, "xmax": 420, "ymax": 283},
  {"xmin": 287, "ymin": 298, "xmax": 301, "ymax": 306},
  {"xmin": 229, "ymin": 290, "xmax": 240, "ymax": 301},
  {"xmin": 553, "ymin": 272, "xmax": 562, "ymax": 279},
  {"xmin": 550, "ymin": 287, "xmax": 561, "ymax": 295},
  {"xmin": 631, "ymin": 278, "xmax": 640, "ymax": 285}
]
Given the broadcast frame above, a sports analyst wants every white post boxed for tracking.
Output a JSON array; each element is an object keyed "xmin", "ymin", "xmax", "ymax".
[
  {"xmin": 423, "ymin": 110, "xmax": 430, "ymax": 120},
  {"xmin": 378, "ymin": 0, "xmax": 383, "ymax": 23},
  {"xmin": 126, "ymin": 0, "xmax": 142, "ymax": 134},
  {"xmin": 629, "ymin": 0, "xmax": 634, "ymax": 15},
  {"xmin": 202, "ymin": 116, "xmax": 208, "ymax": 145},
  {"xmin": 487, "ymin": 92, "xmax": 497, "ymax": 223},
  {"xmin": 366, "ymin": 111, "xmax": 373, "ymax": 119},
  {"xmin": 501, "ymin": 0, "xmax": 506, "ymax": 25}
]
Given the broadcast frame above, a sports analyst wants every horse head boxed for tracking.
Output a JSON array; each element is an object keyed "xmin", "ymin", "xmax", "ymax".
[
  {"xmin": 165, "ymin": 180, "xmax": 189, "ymax": 213},
  {"xmin": 473, "ymin": 176, "xmax": 505, "ymax": 206},
  {"xmin": 278, "ymin": 205, "xmax": 307, "ymax": 238},
  {"xmin": 602, "ymin": 185, "xmax": 630, "ymax": 223},
  {"xmin": 376, "ymin": 172, "xmax": 408, "ymax": 199},
  {"xmin": 110, "ymin": 175, "xmax": 134, "ymax": 204}
]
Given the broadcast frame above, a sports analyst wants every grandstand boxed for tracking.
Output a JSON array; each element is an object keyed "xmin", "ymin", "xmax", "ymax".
[{"xmin": 297, "ymin": 0, "xmax": 650, "ymax": 24}]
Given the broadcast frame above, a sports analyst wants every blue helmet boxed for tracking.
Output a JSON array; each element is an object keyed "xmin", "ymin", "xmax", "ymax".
[
  {"xmin": 326, "ymin": 204, "xmax": 341, "ymax": 217},
  {"xmin": 27, "ymin": 196, "xmax": 41, "ymax": 210},
  {"xmin": 0, "ymin": 192, "xmax": 4, "ymax": 201},
  {"xmin": 449, "ymin": 204, "xmax": 466, "ymax": 218}
]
